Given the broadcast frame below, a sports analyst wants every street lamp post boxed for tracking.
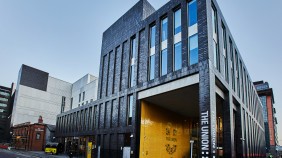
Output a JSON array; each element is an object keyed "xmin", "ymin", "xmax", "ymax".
[{"xmin": 190, "ymin": 140, "xmax": 194, "ymax": 158}]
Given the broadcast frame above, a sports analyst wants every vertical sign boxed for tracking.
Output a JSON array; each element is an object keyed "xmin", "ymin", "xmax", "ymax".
[{"xmin": 201, "ymin": 111, "xmax": 210, "ymax": 157}]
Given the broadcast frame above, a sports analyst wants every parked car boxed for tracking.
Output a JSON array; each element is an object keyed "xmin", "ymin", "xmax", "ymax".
[{"xmin": 44, "ymin": 142, "xmax": 63, "ymax": 155}]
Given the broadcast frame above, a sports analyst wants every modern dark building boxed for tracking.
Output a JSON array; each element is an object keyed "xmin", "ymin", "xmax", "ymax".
[
  {"xmin": 0, "ymin": 83, "xmax": 15, "ymax": 143},
  {"xmin": 56, "ymin": 0, "xmax": 266, "ymax": 157},
  {"xmin": 254, "ymin": 81, "xmax": 278, "ymax": 157}
]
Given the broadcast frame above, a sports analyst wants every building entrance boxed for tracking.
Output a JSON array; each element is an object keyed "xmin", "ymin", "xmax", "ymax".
[{"xmin": 139, "ymin": 84, "xmax": 200, "ymax": 158}]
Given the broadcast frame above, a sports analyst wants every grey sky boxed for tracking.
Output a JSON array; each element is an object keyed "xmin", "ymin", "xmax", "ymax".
[{"xmin": 0, "ymin": 0, "xmax": 281, "ymax": 145}]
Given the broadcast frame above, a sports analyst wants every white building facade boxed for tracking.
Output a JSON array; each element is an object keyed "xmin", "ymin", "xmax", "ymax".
[
  {"xmin": 71, "ymin": 74, "xmax": 98, "ymax": 109},
  {"xmin": 11, "ymin": 65, "xmax": 98, "ymax": 126}
]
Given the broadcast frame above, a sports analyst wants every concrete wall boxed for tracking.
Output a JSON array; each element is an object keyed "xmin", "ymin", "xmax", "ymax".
[
  {"xmin": 71, "ymin": 74, "xmax": 98, "ymax": 109},
  {"xmin": 12, "ymin": 76, "xmax": 72, "ymax": 126}
]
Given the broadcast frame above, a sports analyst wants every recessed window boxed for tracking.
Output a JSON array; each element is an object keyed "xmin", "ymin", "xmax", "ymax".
[
  {"xmin": 188, "ymin": 0, "xmax": 197, "ymax": 27},
  {"xmin": 36, "ymin": 133, "xmax": 41, "ymax": 140},
  {"xmin": 0, "ymin": 98, "xmax": 8, "ymax": 102},
  {"xmin": 127, "ymin": 95, "xmax": 133, "ymax": 126},
  {"xmin": 0, "ymin": 103, "xmax": 7, "ymax": 108},
  {"xmin": 189, "ymin": 34, "xmax": 198, "ymax": 65},
  {"xmin": 161, "ymin": 18, "xmax": 168, "ymax": 42},
  {"xmin": 129, "ymin": 37, "xmax": 136, "ymax": 88},
  {"xmin": 188, "ymin": 0, "xmax": 198, "ymax": 65},
  {"xmin": 161, "ymin": 17, "xmax": 168, "ymax": 76},
  {"xmin": 161, "ymin": 49, "xmax": 168, "ymax": 76},
  {"xmin": 174, "ymin": 42, "xmax": 182, "ymax": 71},
  {"xmin": 173, "ymin": 9, "xmax": 182, "ymax": 71},
  {"xmin": 212, "ymin": 4, "xmax": 220, "ymax": 71},
  {"xmin": 61, "ymin": 96, "xmax": 66, "ymax": 113},
  {"xmin": 222, "ymin": 23, "xmax": 228, "ymax": 81},
  {"xmin": 79, "ymin": 93, "xmax": 81, "ymax": 102},
  {"xmin": 149, "ymin": 55, "xmax": 155, "ymax": 80},
  {"xmin": 149, "ymin": 25, "xmax": 156, "ymax": 81},
  {"xmin": 174, "ymin": 9, "xmax": 181, "ymax": 35},
  {"xmin": 82, "ymin": 92, "xmax": 85, "ymax": 101},
  {"xmin": 70, "ymin": 98, "xmax": 73, "ymax": 109}
]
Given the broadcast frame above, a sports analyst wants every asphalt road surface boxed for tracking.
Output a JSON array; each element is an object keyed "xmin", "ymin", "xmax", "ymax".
[
  {"xmin": 0, "ymin": 149, "xmax": 69, "ymax": 158},
  {"xmin": 0, "ymin": 149, "xmax": 36, "ymax": 158}
]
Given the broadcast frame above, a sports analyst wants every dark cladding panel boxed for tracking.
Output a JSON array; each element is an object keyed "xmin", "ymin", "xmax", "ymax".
[
  {"xmin": 111, "ymin": 99, "xmax": 118, "ymax": 128},
  {"xmin": 20, "ymin": 65, "xmax": 49, "ymax": 91},
  {"xmin": 137, "ymin": 29, "xmax": 148, "ymax": 85}
]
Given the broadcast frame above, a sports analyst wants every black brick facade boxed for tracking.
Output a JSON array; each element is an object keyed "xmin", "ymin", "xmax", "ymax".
[{"xmin": 56, "ymin": 0, "xmax": 266, "ymax": 157}]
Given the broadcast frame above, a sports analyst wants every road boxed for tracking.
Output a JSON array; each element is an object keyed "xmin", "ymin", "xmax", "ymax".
[
  {"xmin": 0, "ymin": 149, "xmax": 37, "ymax": 158},
  {"xmin": 0, "ymin": 149, "xmax": 69, "ymax": 158}
]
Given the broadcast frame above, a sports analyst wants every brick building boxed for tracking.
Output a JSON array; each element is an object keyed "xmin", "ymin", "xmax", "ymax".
[
  {"xmin": 56, "ymin": 0, "xmax": 266, "ymax": 157},
  {"xmin": 12, "ymin": 118, "xmax": 55, "ymax": 151},
  {"xmin": 254, "ymin": 81, "xmax": 278, "ymax": 157}
]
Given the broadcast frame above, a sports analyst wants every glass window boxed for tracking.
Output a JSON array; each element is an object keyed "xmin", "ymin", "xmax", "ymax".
[
  {"xmin": 127, "ymin": 95, "xmax": 133, "ymax": 126},
  {"xmin": 161, "ymin": 49, "xmax": 168, "ymax": 76},
  {"xmin": 230, "ymin": 39, "xmax": 235, "ymax": 90},
  {"xmin": 188, "ymin": 0, "xmax": 197, "ymax": 27},
  {"xmin": 150, "ymin": 25, "xmax": 156, "ymax": 48},
  {"xmin": 129, "ymin": 65, "xmax": 134, "ymax": 87},
  {"xmin": 36, "ymin": 133, "xmax": 41, "ymax": 140},
  {"xmin": 161, "ymin": 18, "xmax": 168, "ymax": 42},
  {"xmin": 0, "ymin": 103, "xmax": 7, "ymax": 108},
  {"xmin": 212, "ymin": 4, "xmax": 220, "ymax": 71},
  {"xmin": 0, "ymin": 92, "xmax": 10, "ymax": 97},
  {"xmin": 149, "ymin": 55, "xmax": 155, "ymax": 80},
  {"xmin": 61, "ymin": 96, "xmax": 66, "ymax": 113},
  {"xmin": 149, "ymin": 25, "xmax": 156, "ymax": 80},
  {"xmin": 79, "ymin": 93, "xmax": 81, "ymax": 102},
  {"xmin": 222, "ymin": 23, "xmax": 228, "ymax": 81},
  {"xmin": 131, "ymin": 38, "xmax": 136, "ymax": 59},
  {"xmin": 174, "ymin": 42, "xmax": 182, "ymax": 70},
  {"xmin": 70, "ymin": 98, "xmax": 73, "ymax": 109},
  {"xmin": 0, "ymin": 98, "xmax": 8, "ymax": 102},
  {"xmin": 212, "ymin": 5, "xmax": 218, "ymax": 34},
  {"xmin": 83, "ymin": 92, "xmax": 85, "ymax": 101},
  {"xmin": 189, "ymin": 34, "xmax": 198, "ymax": 65},
  {"xmin": 213, "ymin": 40, "xmax": 219, "ymax": 67},
  {"xmin": 129, "ymin": 37, "xmax": 136, "ymax": 87},
  {"xmin": 174, "ymin": 9, "xmax": 181, "ymax": 35}
]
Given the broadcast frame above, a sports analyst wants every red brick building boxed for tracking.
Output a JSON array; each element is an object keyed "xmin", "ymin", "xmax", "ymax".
[{"xmin": 12, "ymin": 122, "xmax": 46, "ymax": 151}]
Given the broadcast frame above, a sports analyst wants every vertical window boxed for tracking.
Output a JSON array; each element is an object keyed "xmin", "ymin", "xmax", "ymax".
[
  {"xmin": 83, "ymin": 92, "xmax": 85, "ymax": 101},
  {"xmin": 36, "ymin": 133, "xmax": 41, "ymax": 140},
  {"xmin": 70, "ymin": 98, "xmax": 73, "ymax": 109},
  {"xmin": 188, "ymin": 0, "xmax": 197, "ymax": 27},
  {"xmin": 129, "ymin": 37, "xmax": 136, "ymax": 88},
  {"xmin": 93, "ymin": 105, "xmax": 97, "ymax": 129},
  {"xmin": 188, "ymin": 0, "xmax": 198, "ymax": 65},
  {"xmin": 240, "ymin": 61, "xmax": 244, "ymax": 103},
  {"xmin": 161, "ymin": 18, "xmax": 168, "ymax": 42},
  {"xmin": 222, "ymin": 23, "xmax": 228, "ymax": 81},
  {"xmin": 174, "ymin": 9, "xmax": 182, "ymax": 71},
  {"xmin": 149, "ymin": 25, "xmax": 156, "ymax": 80},
  {"xmin": 230, "ymin": 39, "xmax": 235, "ymax": 90},
  {"xmin": 161, "ymin": 18, "xmax": 168, "ymax": 76},
  {"xmin": 174, "ymin": 9, "xmax": 181, "ymax": 35},
  {"xmin": 127, "ymin": 95, "xmax": 133, "ymax": 126},
  {"xmin": 174, "ymin": 42, "xmax": 182, "ymax": 70},
  {"xmin": 212, "ymin": 4, "xmax": 220, "ymax": 71},
  {"xmin": 61, "ymin": 96, "xmax": 66, "ymax": 113},
  {"xmin": 161, "ymin": 49, "xmax": 168, "ymax": 76},
  {"xmin": 189, "ymin": 34, "xmax": 198, "ymax": 65},
  {"xmin": 79, "ymin": 93, "xmax": 81, "ymax": 102},
  {"xmin": 235, "ymin": 51, "xmax": 240, "ymax": 97}
]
